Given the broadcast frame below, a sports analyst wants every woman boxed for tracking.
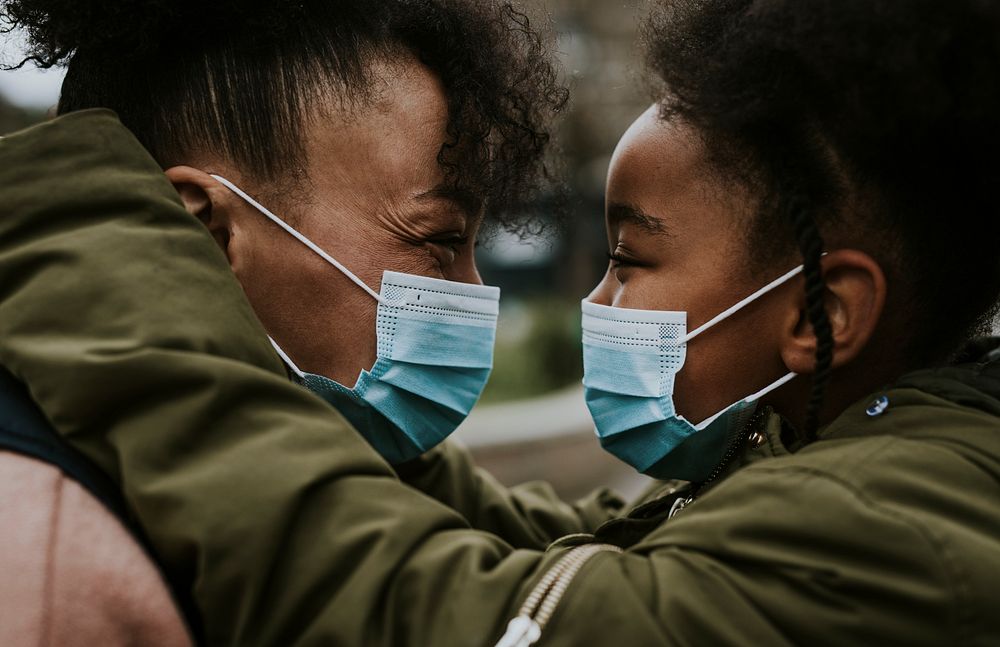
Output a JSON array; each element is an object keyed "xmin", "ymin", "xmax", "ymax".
[
  {"xmin": 1, "ymin": 0, "xmax": 999, "ymax": 646},
  {"xmin": 3, "ymin": 0, "xmax": 566, "ymax": 462}
]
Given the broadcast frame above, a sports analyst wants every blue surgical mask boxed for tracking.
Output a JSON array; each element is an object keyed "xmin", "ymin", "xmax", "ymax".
[
  {"xmin": 211, "ymin": 175, "xmax": 500, "ymax": 464},
  {"xmin": 581, "ymin": 265, "xmax": 804, "ymax": 481}
]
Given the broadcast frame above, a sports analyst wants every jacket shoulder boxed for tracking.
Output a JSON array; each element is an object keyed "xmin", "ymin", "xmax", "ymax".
[{"xmin": 671, "ymin": 426, "xmax": 999, "ymax": 645}]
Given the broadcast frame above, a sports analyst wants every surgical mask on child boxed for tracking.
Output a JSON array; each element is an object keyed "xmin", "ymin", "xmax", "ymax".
[
  {"xmin": 211, "ymin": 175, "xmax": 500, "ymax": 465},
  {"xmin": 581, "ymin": 265, "xmax": 804, "ymax": 482}
]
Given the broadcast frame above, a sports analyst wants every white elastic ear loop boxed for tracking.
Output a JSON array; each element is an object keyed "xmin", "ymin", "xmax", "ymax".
[
  {"xmin": 268, "ymin": 336, "xmax": 306, "ymax": 379},
  {"xmin": 692, "ymin": 371, "xmax": 798, "ymax": 431},
  {"xmin": 210, "ymin": 174, "xmax": 388, "ymax": 305},
  {"xmin": 677, "ymin": 259, "xmax": 826, "ymax": 345},
  {"xmin": 745, "ymin": 370, "xmax": 798, "ymax": 401},
  {"xmin": 673, "ymin": 260, "xmax": 820, "ymax": 429}
]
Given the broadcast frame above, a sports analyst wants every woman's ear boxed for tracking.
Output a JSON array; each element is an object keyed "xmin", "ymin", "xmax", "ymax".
[
  {"xmin": 164, "ymin": 166, "xmax": 233, "ymax": 259},
  {"xmin": 780, "ymin": 249, "xmax": 887, "ymax": 374}
]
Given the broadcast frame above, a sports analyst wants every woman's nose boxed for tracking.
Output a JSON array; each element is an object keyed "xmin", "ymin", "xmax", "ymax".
[
  {"xmin": 460, "ymin": 256, "xmax": 485, "ymax": 286},
  {"xmin": 443, "ymin": 252, "xmax": 485, "ymax": 285}
]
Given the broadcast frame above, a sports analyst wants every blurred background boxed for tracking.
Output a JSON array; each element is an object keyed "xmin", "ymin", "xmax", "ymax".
[
  {"xmin": 0, "ymin": 1, "xmax": 656, "ymax": 500},
  {"xmin": 464, "ymin": 1, "xmax": 654, "ymax": 499}
]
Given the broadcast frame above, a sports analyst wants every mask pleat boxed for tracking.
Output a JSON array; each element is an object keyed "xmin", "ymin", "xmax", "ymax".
[
  {"xmin": 369, "ymin": 360, "xmax": 490, "ymax": 414},
  {"xmin": 377, "ymin": 315, "xmax": 496, "ymax": 369}
]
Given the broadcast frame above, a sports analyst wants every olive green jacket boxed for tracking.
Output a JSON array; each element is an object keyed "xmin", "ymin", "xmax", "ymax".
[{"xmin": 1, "ymin": 110, "xmax": 998, "ymax": 646}]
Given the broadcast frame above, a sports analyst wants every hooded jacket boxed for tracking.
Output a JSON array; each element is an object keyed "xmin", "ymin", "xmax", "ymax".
[{"xmin": 0, "ymin": 109, "xmax": 997, "ymax": 646}]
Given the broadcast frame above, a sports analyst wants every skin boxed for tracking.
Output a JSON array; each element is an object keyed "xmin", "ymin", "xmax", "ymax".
[
  {"xmin": 166, "ymin": 56, "xmax": 483, "ymax": 386},
  {"xmin": 588, "ymin": 106, "xmax": 894, "ymax": 432}
]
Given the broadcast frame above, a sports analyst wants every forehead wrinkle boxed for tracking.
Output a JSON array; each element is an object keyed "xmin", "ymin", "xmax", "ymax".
[{"xmin": 414, "ymin": 184, "xmax": 484, "ymax": 222}]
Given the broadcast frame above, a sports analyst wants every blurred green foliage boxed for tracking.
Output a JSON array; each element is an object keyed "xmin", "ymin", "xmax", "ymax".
[{"xmin": 480, "ymin": 299, "xmax": 583, "ymax": 404}]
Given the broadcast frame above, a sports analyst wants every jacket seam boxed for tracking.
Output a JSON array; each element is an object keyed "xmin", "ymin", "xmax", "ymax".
[{"xmin": 741, "ymin": 462, "xmax": 973, "ymax": 645}]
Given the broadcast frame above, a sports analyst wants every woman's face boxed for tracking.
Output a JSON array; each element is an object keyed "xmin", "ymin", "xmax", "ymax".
[
  {"xmin": 212, "ymin": 57, "xmax": 483, "ymax": 386},
  {"xmin": 587, "ymin": 106, "xmax": 798, "ymax": 424}
]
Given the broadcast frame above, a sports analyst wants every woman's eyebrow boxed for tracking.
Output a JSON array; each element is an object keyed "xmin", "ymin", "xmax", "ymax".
[{"xmin": 607, "ymin": 202, "xmax": 669, "ymax": 236}]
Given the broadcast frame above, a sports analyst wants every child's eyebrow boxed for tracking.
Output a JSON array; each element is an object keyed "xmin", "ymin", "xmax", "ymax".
[{"xmin": 607, "ymin": 202, "xmax": 669, "ymax": 236}]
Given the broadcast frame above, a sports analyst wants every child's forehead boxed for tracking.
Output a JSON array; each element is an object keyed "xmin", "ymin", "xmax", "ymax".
[
  {"xmin": 606, "ymin": 118, "xmax": 750, "ymax": 242},
  {"xmin": 609, "ymin": 113, "xmax": 718, "ymax": 197}
]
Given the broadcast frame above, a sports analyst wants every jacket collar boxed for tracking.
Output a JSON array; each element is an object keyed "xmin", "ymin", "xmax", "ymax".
[{"xmin": 702, "ymin": 337, "xmax": 1000, "ymax": 486}]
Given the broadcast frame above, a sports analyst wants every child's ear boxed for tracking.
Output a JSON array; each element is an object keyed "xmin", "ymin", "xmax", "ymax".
[
  {"xmin": 780, "ymin": 249, "xmax": 887, "ymax": 374},
  {"xmin": 164, "ymin": 166, "xmax": 234, "ymax": 261}
]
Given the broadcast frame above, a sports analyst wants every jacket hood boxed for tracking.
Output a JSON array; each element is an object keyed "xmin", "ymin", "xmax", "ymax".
[
  {"xmin": 805, "ymin": 336, "xmax": 1000, "ymax": 486},
  {"xmin": 896, "ymin": 337, "xmax": 1000, "ymax": 418}
]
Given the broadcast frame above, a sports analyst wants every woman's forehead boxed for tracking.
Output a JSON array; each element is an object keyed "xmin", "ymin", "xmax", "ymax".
[{"xmin": 302, "ymin": 59, "xmax": 451, "ymax": 203}]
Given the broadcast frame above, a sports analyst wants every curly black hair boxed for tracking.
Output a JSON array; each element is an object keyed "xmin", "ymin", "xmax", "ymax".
[
  {"xmin": 1, "ymin": 0, "xmax": 567, "ymax": 228},
  {"xmin": 645, "ymin": 0, "xmax": 1000, "ymax": 435}
]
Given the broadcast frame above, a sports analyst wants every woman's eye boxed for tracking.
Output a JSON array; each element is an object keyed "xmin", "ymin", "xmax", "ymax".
[
  {"xmin": 424, "ymin": 235, "xmax": 473, "ymax": 268},
  {"xmin": 431, "ymin": 236, "xmax": 470, "ymax": 253},
  {"xmin": 607, "ymin": 251, "xmax": 635, "ymax": 268}
]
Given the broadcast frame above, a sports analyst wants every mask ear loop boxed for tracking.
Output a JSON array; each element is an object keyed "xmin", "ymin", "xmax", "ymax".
[
  {"xmin": 744, "ymin": 371, "xmax": 798, "ymax": 402},
  {"xmin": 692, "ymin": 370, "xmax": 799, "ymax": 431},
  {"xmin": 677, "ymin": 258, "xmax": 827, "ymax": 429},
  {"xmin": 268, "ymin": 336, "xmax": 306, "ymax": 379},
  {"xmin": 210, "ymin": 175, "xmax": 402, "ymax": 306},
  {"xmin": 674, "ymin": 259, "xmax": 826, "ymax": 346}
]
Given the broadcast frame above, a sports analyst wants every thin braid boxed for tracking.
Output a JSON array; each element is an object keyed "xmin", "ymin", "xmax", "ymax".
[{"xmin": 789, "ymin": 201, "xmax": 834, "ymax": 440}]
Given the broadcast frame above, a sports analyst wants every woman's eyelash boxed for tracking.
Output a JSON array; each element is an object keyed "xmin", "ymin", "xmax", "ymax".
[
  {"xmin": 432, "ymin": 236, "xmax": 470, "ymax": 247},
  {"xmin": 607, "ymin": 251, "xmax": 631, "ymax": 266}
]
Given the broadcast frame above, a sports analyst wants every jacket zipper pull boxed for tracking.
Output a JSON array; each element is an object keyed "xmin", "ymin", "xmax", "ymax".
[
  {"xmin": 668, "ymin": 495, "xmax": 692, "ymax": 519},
  {"xmin": 493, "ymin": 544, "xmax": 622, "ymax": 647},
  {"xmin": 494, "ymin": 615, "xmax": 541, "ymax": 647},
  {"xmin": 666, "ymin": 408, "xmax": 768, "ymax": 522}
]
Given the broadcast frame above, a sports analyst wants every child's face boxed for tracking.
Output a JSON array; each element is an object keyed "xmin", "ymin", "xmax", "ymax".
[{"xmin": 587, "ymin": 106, "xmax": 799, "ymax": 424}]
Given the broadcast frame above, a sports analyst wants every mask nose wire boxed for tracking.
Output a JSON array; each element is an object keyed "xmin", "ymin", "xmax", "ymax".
[
  {"xmin": 671, "ymin": 260, "xmax": 820, "ymax": 346},
  {"xmin": 210, "ymin": 174, "xmax": 389, "ymax": 305}
]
